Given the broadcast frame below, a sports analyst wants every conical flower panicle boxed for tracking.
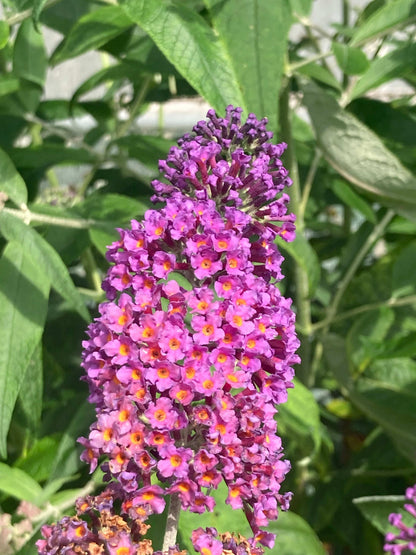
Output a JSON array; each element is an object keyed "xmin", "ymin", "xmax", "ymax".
[{"xmin": 38, "ymin": 106, "xmax": 300, "ymax": 554}]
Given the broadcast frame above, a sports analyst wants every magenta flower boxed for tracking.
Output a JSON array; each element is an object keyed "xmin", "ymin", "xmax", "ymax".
[{"xmin": 38, "ymin": 106, "xmax": 300, "ymax": 555}]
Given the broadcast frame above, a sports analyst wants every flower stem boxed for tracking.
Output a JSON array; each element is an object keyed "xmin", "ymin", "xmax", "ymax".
[
  {"xmin": 162, "ymin": 494, "xmax": 181, "ymax": 552},
  {"xmin": 1, "ymin": 206, "xmax": 95, "ymax": 229},
  {"xmin": 279, "ymin": 78, "xmax": 312, "ymax": 384}
]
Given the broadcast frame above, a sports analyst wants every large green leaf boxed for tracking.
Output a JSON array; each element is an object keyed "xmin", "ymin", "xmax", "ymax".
[
  {"xmin": 0, "ymin": 462, "xmax": 43, "ymax": 504},
  {"xmin": 271, "ymin": 511, "xmax": 327, "ymax": 554},
  {"xmin": 0, "ymin": 76, "xmax": 20, "ymax": 97},
  {"xmin": 0, "ymin": 242, "xmax": 49, "ymax": 458},
  {"xmin": 351, "ymin": 42, "xmax": 416, "ymax": 99},
  {"xmin": 354, "ymin": 495, "xmax": 411, "ymax": 535},
  {"xmin": 0, "ymin": 146, "xmax": 28, "ymax": 206},
  {"xmin": 119, "ymin": 0, "xmax": 247, "ymax": 114},
  {"xmin": 203, "ymin": 0, "xmax": 292, "ymax": 131},
  {"xmin": 0, "ymin": 211, "xmax": 90, "ymax": 322},
  {"xmin": 0, "ymin": 21, "xmax": 9, "ymax": 49},
  {"xmin": 302, "ymin": 82, "xmax": 416, "ymax": 216},
  {"xmin": 13, "ymin": 19, "xmax": 47, "ymax": 86},
  {"xmin": 350, "ymin": 0, "xmax": 416, "ymax": 46},
  {"xmin": 51, "ymin": 5, "xmax": 133, "ymax": 64}
]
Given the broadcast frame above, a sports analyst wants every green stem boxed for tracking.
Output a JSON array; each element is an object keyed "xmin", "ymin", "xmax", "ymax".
[
  {"xmin": 323, "ymin": 209, "xmax": 394, "ymax": 332},
  {"xmin": 162, "ymin": 494, "xmax": 181, "ymax": 552},
  {"xmin": 81, "ymin": 248, "xmax": 103, "ymax": 294},
  {"xmin": 299, "ymin": 149, "xmax": 321, "ymax": 217},
  {"xmin": 116, "ymin": 75, "xmax": 153, "ymax": 138},
  {"xmin": 312, "ymin": 294, "xmax": 416, "ymax": 331},
  {"xmin": 5, "ymin": 0, "xmax": 61, "ymax": 25},
  {"xmin": 2, "ymin": 206, "xmax": 95, "ymax": 229},
  {"xmin": 279, "ymin": 79, "xmax": 312, "ymax": 384}
]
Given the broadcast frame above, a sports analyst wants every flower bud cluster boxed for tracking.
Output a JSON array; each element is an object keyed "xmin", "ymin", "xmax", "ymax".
[
  {"xmin": 385, "ymin": 484, "xmax": 416, "ymax": 554},
  {"xmin": 36, "ymin": 486, "xmax": 186, "ymax": 555}
]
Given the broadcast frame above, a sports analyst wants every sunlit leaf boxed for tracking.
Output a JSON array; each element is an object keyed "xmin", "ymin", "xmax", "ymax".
[
  {"xmin": 119, "ymin": 0, "xmax": 247, "ymax": 114},
  {"xmin": 0, "ymin": 146, "xmax": 28, "ymax": 206},
  {"xmin": 0, "ymin": 211, "xmax": 90, "ymax": 322},
  {"xmin": 0, "ymin": 462, "xmax": 43, "ymax": 504},
  {"xmin": 0, "ymin": 242, "xmax": 49, "ymax": 458}
]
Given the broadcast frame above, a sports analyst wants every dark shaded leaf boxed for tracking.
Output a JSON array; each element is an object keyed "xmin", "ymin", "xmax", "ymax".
[{"xmin": 13, "ymin": 19, "xmax": 47, "ymax": 86}]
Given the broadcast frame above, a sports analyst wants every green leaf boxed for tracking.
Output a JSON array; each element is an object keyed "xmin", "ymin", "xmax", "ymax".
[
  {"xmin": 278, "ymin": 378, "xmax": 321, "ymax": 455},
  {"xmin": 46, "ymin": 397, "xmax": 94, "ymax": 484},
  {"xmin": 7, "ymin": 144, "xmax": 97, "ymax": 169},
  {"xmin": 351, "ymin": 43, "xmax": 416, "ymax": 99},
  {"xmin": 15, "ymin": 436, "xmax": 61, "ymax": 483},
  {"xmin": 32, "ymin": 0, "xmax": 50, "ymax": 28},
  {"xmin": 119, "ymin": 0, "xmax": 247, "ymax": 115},
  {"xmin": 113, "ymin": 134, "xmax": 173, "ymax": 171},
  {"xmin": 333, "ymin": 43, "xmax": 370, "ymax": 75},
  {"xmin": 13, "ymin": 19, "xmax": 47, "ymax": 86},
  {"xmin": 392, "ymin": 242, "xmax": 416, "ymax": 298},
  {"xmin": 0, "ymin": 242, "xmax": 49, "ymax": 458},
  {"xmin": 71, "ymin": 62, "xmax": 143, "ymax": 103},
  {"xmin": 0, "ymin": 75, "xmax": 20, "ymax": 97},
  {"xmin": 276, "ymin": 233, "xmax": 321, "ymax": 297},
  {"xmin": 350, "ymin": 0, "xmax": 416, "ymax": 46},
  {"xmin": 0, "ymin": 21, "xmax": 9, "ymax": 49},
  {"xmin": 17, "ymin": 341, "xmax": 43, "ymax": 433},
  {"xmin": 354, "ymin": 495, "xmax": 411, "ymax": 535},
  {"xmin": 346, "ymin": 307, "xmax": 395, "ymax": 371},
  {"xmin": 295, "ymin": 61, "xmax": 341, "ymax": 90},
  {"xmin": 203, "ymin": 0, "xmax": 292, "ymax": 131},
  {"xmin": 271, "ymin": 511, "xmax": 327, "ymax": 555},
  {"xmin": 331, "ymin": 179, "xmax": 376, "ymax": 223},
  {"xmin": 51, "ymin": 5, "xmax": 132, "ymax": 64},
  {"xmin": 0, "ymin": 145, "xmax": 28, "ymax": 206},
  {"xmin": 0, "ymin": 211, "xmax": 90, "ymax": 322},
  {"xmin": 302, "ymin": 81, "xmax": 416, "ymax": 216},
  {"xmin": 0, "ymin": 462, "xmax": 43, "ymax": 504}
]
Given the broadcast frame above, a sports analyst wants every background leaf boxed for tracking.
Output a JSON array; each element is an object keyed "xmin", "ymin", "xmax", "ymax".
[
  {"xmin": 0, "ymin": 242, "xmax": 49, "ymax": 458},
  {"xmin": 302, "ymin": 81, "xmax": 416, "ymax": 216},
  {"xmin": 0, "ymin": 146, "xmax": 28, "ymax": 206},
  {"xmin": 203, "ymin": 0, "xmax": 292, "ymax": 131},
  {"xmin": 119, "ymin": 0, "xmax": 247, "ymax": 114},
  {"xmin": 13, "ymin": 19, "xmax": 47, "ymax": 86},
  {"xmin": 351, "ymin": 43, "xmax": 416, "ymax": 99},
  {"xmin": 0, "ymin": 211, "xmax": 90, "ymax": 322},
  {"xmin": 350, "ymin": 0, "xmax": 416, "ymax": 45},
  {"xmin": 333, "ymin": 43, "xmax": 370, "ymax": 75},
  {"xmin": 51, "ymin": 5, "xmax": 133, "ymax": 64},
  {"xmin": 0, "ymin": 462, "xmax": 43, "ymax": 504}
]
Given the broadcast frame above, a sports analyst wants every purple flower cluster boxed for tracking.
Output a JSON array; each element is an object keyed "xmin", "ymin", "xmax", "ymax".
[
  {"xmin": 37, "ymin": 486, "xmax": 185, "ymax": 555},
  {"xmin": 385, "ymin": 484, "xmax": 416, "ymax": 554},
  {"xmin": 38, "ymin": 106, "xmax": 299, "ymax": 553}
]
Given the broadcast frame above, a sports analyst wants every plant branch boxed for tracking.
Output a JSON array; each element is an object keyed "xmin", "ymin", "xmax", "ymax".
[
  {"xmin": 321, "ymin": 209, "xmax": 395, "ymax": 333},
  {"xmin": 299, "ymin": 149, "xmax": 321, "ymax": 217},
  {"xmin": 116, "ymin": 75, "xmax": 153, "ymax": 138},
  {"xmin": 312, "ymin": 294, "xmax": 416, "ymax": 331},
  {"xmin": 162, "ymin": 494, "xmax": 181, "ymax": 552},
  {"xmin": 2, "ymin": 206, "xmax": 95, "ymax": 229},
  {"xmin": 279, "ymin": 79, "xmax": 312, "ymax": 384},
  {"xmin": 6, "ymin": 0, "xmax": 61, "ymax": 25}
]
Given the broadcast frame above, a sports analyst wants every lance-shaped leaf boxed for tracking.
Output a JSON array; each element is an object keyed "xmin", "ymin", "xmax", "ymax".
[
  {"xmin": 0, "ymin": 146, "xmax": 28, "ymax": 207},
  {"xmin": 51, "ymin": 5, "xmax": 133, "ymax": 65},
  {"xmin": 302, "ymin": 82, "xmax": 416, "ymax": 216},
  {"xmin": 0, "ymin": 211, "xmax": 90, "ymax": 322},
  {"xmin": 0, "ymin": 462, "xmax": 43, "ymax": 504},
  {"xmin": 0, "ymin": 242, "xmax": 49, "ymax": 458},
  {"xmin": 350, "ymin": 0, "xmax": 416, "ymax": 46},
  {"xmin": 119, "ymin": 0, "xmax": 246, "ymax": 114},
  {"xmin": 203, "ymin": 0, "xmax": 292, "ymax": 132},
  {"xmin": 13, "ymin": 19, "xmax": 47, "ymax": 87}
]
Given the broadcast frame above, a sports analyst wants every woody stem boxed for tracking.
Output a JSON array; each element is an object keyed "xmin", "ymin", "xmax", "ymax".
[{"xmin": 162, "ymin": 494, "xmax": 181, "ymax": 552}]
